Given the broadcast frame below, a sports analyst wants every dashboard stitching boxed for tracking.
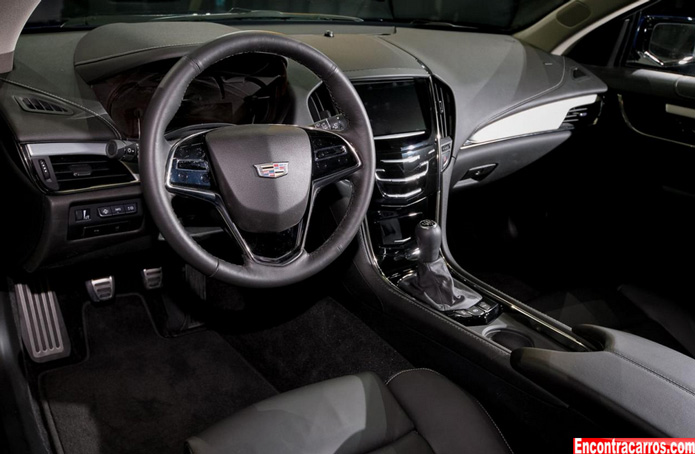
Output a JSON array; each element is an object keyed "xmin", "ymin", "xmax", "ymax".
[
  {"xmin": 0, "ymin": 77, "xmax": 123, "ymax": 139},
  {"xmin": 75, "ymin": 43, "xmax": 204, "ymax": 66},
  {"xmin": 474, "ymin": 56, "xmax": 567, "ymax": 131}
]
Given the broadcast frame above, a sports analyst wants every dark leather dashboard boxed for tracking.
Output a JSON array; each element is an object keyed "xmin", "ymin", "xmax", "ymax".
[
  {"xmin": 0, "ymin": 21, "xmax": 607, "ymax": 271},
  {"xmin": 1, "ymin": 22, "xmax": 606, "ymax": 145}
]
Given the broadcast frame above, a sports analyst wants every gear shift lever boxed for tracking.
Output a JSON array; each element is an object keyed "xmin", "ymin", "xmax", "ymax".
[
  {"xmin": 400, "ymin": 220, "xmax": 482, "ymax": 312},
  {"xmin": 415, "ymin": 219, "xmax": 441, "ymax": 263}
]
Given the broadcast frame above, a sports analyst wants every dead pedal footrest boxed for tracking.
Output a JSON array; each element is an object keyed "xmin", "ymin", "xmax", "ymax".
[{"xmin": 14, "ymin": 283, "xmax": 71, "ymax": 363}]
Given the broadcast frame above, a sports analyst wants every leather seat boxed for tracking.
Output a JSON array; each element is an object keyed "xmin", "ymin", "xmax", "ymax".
[{"xmin": 186, "ymin": 369, "xmax": 512, "ymax": 454}]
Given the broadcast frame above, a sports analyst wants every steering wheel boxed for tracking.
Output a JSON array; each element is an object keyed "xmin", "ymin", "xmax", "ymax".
[{"xmin": 140, "ymin": 31, "xmax": 375, "ymax": 288}]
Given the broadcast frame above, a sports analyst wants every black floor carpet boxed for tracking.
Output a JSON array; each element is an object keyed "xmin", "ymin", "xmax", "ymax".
[
  {"xmin": 40, "ymin": 295, "xmax": 412, "ymax": 454},
  {"xmin": 225, "ymin": 297, "xmax": 412, "ymax": 392},
  {"xmin": 40, "ymin": 296, "xmax": 277, "ymax": 454}
]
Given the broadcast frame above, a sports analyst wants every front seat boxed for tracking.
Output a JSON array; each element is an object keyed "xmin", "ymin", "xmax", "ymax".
[{"xmin": 186, "ymin": 369, "xmax": 512, "ymax": 453}]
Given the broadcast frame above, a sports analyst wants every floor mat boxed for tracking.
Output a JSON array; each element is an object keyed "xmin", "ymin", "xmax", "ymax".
[
  {"xmin": 40, "ymin": 296, "xmax": 277, "ymax": 454},
  {"xmin": 226, "ymin": 297, "xmax": 412, "ymax": 392}
]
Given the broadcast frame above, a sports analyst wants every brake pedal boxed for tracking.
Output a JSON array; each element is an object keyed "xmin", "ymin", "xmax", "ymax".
[
  {"xmin": 14, "ymin": 283, "xmax": 71, "ymax": 363},
  {"xmin": 86, "ymin": 276, "xmax": 115, "ymax": 302},
  {"xmin": 141, "ymin": 267, "xmax": 163, "ymax": 290}
]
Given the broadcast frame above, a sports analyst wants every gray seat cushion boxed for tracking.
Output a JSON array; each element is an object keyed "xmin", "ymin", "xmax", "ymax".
[{"xmin": 186, "ymin": 369, "xmax": 512, "ymax": 454}]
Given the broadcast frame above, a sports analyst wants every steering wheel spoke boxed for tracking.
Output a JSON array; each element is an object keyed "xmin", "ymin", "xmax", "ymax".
[
  {"xmin": 166, "ymin": 133, "xmax": 216, "ymax": 199},
  {"xmin": 236, "ymin": 220, "xmax": 307, "ymax": 265},
  {"xmin": 306, "ymin": 128, "xmax": 361, "ymax": 188}
]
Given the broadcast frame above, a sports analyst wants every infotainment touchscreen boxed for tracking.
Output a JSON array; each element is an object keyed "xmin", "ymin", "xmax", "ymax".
[{"xmin": 354, "ymin": 80, "xmax": 427, "ymax": 138}]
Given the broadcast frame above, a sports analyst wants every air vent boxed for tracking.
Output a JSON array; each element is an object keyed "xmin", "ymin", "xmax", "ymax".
[
  {"xmin": 432, "ymin": 78, "xmax": 455, "ymax": 139},
  {"xmin": 47, "ymin": 155, "xmax": 135, "ymax": 191},
  {"xmin": 15, "ymin": 96, "xmax": 72, "ymax": 115},
  {"xmin": 563, "ymin": 99, "xmax": 603, "ymax": 129},
  {"xmin": 308, "ymin": 84, "xmax": 337, "ymax": 122}
]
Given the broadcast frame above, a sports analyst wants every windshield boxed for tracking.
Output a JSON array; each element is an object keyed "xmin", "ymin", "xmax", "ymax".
[{"xmin": 26, "ymin": 0, "xmax": 569, "ymax": 33}]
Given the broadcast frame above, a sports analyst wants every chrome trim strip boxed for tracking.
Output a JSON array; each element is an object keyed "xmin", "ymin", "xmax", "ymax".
[
  {"xmin": 380, "ymin": 188, "xmax": 423, "ymax": 199},
  {"xmin": 374, "ymin": 131, "xmax": 427, "ymax": 141},
  {"xmin": 380, "ymin": 195, "xmax": 429, "ymax": 209},
  {"xmin": 375, "ymin": 162, "xmax": 429, "ymax": 183},
  {"xmin": 25, "ymin": 142, "xmax": 107, "ymax": 157},
  {"xmin": 20, "ymin": 142, "xmax": 139, "ymax": 194},
  {"xmin": 447, "ymin": 266, "xmax": 592, "ymax": 351},
  {"xmin": 381, "ymin": 155, "xmax": 421, "ymax": 164},
  {"xmin": 460, "ymin": 128, "xmax": 573, "ymax": 150}
]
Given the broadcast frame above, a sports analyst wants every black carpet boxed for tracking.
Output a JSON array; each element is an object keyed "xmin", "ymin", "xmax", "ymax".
[
  {"xmin": 226, "ymin": 297, "xmax": 412, "ymax": 392},
  {"xmin": 40, "ymin": 296, "xmax": 277, "ymax": 454}
]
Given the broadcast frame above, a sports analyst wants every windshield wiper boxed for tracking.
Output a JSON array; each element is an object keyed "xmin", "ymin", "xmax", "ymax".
[{"xmin": 152, "ymin": 9, "xmax": 363, "ymax": 23}]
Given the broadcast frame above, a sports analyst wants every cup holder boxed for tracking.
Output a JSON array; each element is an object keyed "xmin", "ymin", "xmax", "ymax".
[{"xmin": 488, "ymin": 329, "xmax": 534, "ymax": 350}]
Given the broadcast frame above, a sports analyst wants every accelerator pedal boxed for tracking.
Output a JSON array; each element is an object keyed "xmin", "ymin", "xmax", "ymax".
[{"xmin": 14, "ymin": 282, "xmax": 71, "ymax": 363}]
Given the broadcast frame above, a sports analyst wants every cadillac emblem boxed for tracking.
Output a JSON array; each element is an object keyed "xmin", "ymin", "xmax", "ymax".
[{"xmin": 254, "ymin": 162, "xmax": 289, "ymax": 179}]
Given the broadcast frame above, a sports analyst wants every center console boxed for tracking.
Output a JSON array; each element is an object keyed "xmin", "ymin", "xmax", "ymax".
[
  {"xmin": 353, "ymin": 78, "xmax": 440, "ymax": 275},
  {"xmin": 330, "ymin": 76, "xmax": 594, "ymax": 355}
]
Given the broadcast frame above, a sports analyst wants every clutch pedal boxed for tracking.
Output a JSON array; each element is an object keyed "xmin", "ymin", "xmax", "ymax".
[
  {"xmin": 141, "ymin": 267, "xmax": 163, "ymax": 290},
  {"xmin": 14, "ymin": 282, "xmax": 71, "ymax": 363}
]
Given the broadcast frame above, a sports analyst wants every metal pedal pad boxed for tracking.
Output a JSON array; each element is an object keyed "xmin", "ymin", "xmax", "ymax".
[
  {"xmin": 141, "ymin": 267, "xmax": 163, "ymax": 290},
  {"xmin": 86, "ymin": 276, "xmax": 115, "ymax": 302},
  {"xmin": 14, "ymin": 283, "xmax": 71, "ymax": 363}
]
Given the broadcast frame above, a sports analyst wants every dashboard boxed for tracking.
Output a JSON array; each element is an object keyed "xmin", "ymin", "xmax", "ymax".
[{"xmin": 0, "ymin": 21, "xmax": 607, "ymax": 273}]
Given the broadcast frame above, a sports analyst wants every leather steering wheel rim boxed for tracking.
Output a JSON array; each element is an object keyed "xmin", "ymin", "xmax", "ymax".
[{"xmin": 140, "ymin": 30, "xmax": 375, "ymax": 288}]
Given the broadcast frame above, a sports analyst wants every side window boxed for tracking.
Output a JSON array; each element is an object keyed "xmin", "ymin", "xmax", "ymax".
[{"xmin": 626, "ymin": 0, "xmax": 695, "ymax": 75}]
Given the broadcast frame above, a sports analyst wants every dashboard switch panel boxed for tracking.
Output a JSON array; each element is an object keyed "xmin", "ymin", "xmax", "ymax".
[{"xmin": 68, "ymin": 198, "xmax": 143, "ymax": 240}]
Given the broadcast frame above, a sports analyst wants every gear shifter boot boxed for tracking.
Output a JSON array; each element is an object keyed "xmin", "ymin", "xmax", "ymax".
[
  {"xmin": 403, "ymin": 258, "xmax": 482, "ymax": 311},
  {"xmin": 400, "ymin": 220, "xmax": 482, "ymax": 312}
]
